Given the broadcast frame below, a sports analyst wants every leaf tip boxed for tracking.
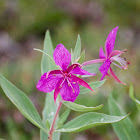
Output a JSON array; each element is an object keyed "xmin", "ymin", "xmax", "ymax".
[
  {"xmin": 128, "ymin": 112, "xmax": 131, "ymax": 116},
  {"xmin": 101, "ymin": 104, "xmax": 104, "ymax": 107}
]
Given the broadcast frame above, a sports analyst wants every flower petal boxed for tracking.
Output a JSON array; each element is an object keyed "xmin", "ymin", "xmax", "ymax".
[
  {"xmin": 70, "ymin": 66, "xmax": 95, "ymax": 76},
  {"xmin": 99, "ymin": 46, "xmax": 106, "ymax": 59},
  {"xmin": 54, "ymin": 88, "xmax": 60, "ymax": 103},
  {"xmin": 54, "ymin": 77, "xmax": 64, "ymax": 103},
  {"xmin": 36, "ymin": 73, "xmax": 61, "ymax": 93},
  {"xmin": 105, "ymin": 27, "xmax": 119, "ymax": 56},
  {"xmin": 99, "ymin": 59, "xmax": 111, "ymax": 80},
  {"xmin": 46, "ymin": 70, "xmax": 62, "ymax": 78},
  {"xmin": 71, "ymin": 75, "xmax": 94, "ymax": 91},
  {"xmin": 53, "ymin": 44, "xmax": 71, "ymax": 70},
  {"xmin": 109, "ymin": 50, "xmax": 125, "ymax": 58},
  {"xmin": 109, "ymin": 67, "xmax": 126, "ymax": 85},
  {"xmin": 66, "ymin": 63, "xmax": 81, "ymax": 73},
  {"xmin": 60, "ymin": 80, "xmax": 80, "ymax": 102}
]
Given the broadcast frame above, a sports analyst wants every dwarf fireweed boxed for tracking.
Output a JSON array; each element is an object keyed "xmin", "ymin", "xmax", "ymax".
[
  {"xmin": 36, "ymin": 43, "xmax": 94, "ymax": 102},
  {"xmin": 82, "ymin": 27, "xmax": 129, "ymax": 85},
  {"xmin": 0, "ymin": 28, "xmax": 136, "ymax": 140}
]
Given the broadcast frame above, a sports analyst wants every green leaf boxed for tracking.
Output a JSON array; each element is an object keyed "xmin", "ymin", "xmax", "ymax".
[
  {"xmin": 34, "ymin": 48, "xmax": 57, "ymax": 69},
  {"xmin": 74, "ymin": 34, "xmax": 81, "ymax": 62},
  {"xmin": 41, "ymin": 30, "xmax": 57, "ymax": 74},
  {"xmin": 55, "ymin": 112, "xmax": 127, "ymax": 132},
  {"xmin": 82, "ymin": 64, "xmax": 101, "ymax": 77},
  {"xmin": 0, "ymin": 74, "xmax": 47, "ymax": 134},
  {"xmin": 80, "ymin": 79, "xmax": 106, "ymax": 94},
  {"xmin": 63, "ymin": 101, "xmax": 103, "ymax": 112},
  {"xmin": 45, "ymin": 120, "xmax": 50, "ymax": 131},
  {"xmin": 129, "ymin": 84, "xmax": 140, "ymax": 110},
  {"xmin": 77, "ymin": 50, "xmax": 85, "ymax": 64},
  {"xmin": 57, "ymin": 109, "xmax": 71, "ymax": 128},
  {"xmin": 40, "ymin": 30, "xmax": 60, "ymax": 140},
  {"xmin": 108, "ymin": 94, "xmax": 140, "ymax": 140}
]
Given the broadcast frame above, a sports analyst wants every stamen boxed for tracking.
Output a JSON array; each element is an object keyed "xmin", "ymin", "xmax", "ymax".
[
  {"xmin": 73, "ymin": 65, "xmax": 77, "ymax": 69},
  {"xmin": 112, "ymin": 56, "xmax": 128, "ymax": 70},
  {"xmin": 112, "ymin": 62, "xmax": 125, "ymax": 69},
  {"xmin": 118, "ymin": 60, "xmax": 125, "ymax": 67},
  {"xmin": 46, "ymin": 72, "xmax": 50, "ymax": 78},
  {"xmin": 123, "ymin": 49, "xmax": 127, "ymax": 52},
  {"xmin": 123, "ymin": 57, "xmax": 126, "ymax": 61},
  {"xmin": 111, "ymin": 49, "xmax": 128, "ymax": 70},
  {"xmin": 59, "ymin": 79, "xmax": 65, "ymax": 88},
  {"xmin": 67, "ymin": 79, "xmax": 75, "ymax": 93}
]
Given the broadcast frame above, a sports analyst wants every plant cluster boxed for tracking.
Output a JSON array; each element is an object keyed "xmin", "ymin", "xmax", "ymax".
[{"xmin": 0, "ymin": 27, "xmax": 139, "ymax": 140}]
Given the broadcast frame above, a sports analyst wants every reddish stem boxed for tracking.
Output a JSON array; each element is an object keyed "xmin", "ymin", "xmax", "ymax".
[
  {"xmin": 82, "ymin": 59, "xmax": 105, "ymax": 66},
  {"xmin": 48, "ymin": 100, "xmax": 62, "ymax": 140}
]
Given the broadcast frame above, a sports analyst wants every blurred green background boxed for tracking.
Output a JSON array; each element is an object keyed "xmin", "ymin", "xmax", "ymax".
[{"xmin": 0, "ymin": 0, "xmax": 140, "ymax": 140}]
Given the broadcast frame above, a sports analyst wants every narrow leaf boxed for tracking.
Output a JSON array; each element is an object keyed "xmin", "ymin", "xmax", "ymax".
[
  {"xmin": 129, "ymin": 84, "xmax": 140, "ymax": 110},
  {"xmin": 0, "ymin": 74, "xmax": 47, "ymax": 134},
  {"xmin": 77, "ymin": 50, "xmax": 85, "ymax": 64},
  {"xmin": 74, "ymin": 34, "xmax": 81, "ymax": 62},
  {"xmin": 41, "ymin": 30, "xmax": 57, "ymax": 74},
  {"xmin": 82, "ymin": 64, "xmax": 101, "ymax": 77},
  {"xmin": 57, "ymin": 109, "xmax": 71, "ymax": 128},
  {"xmin": 55, "ymin": 112, "xmax": 127, "ymax": 132},
  {"xmin": 40, "ymin": 30, "xmax": 60, "ymax": 140},
  {"xmin": 108, "ymin": 94, "xmax": 140, "ymax": 140},
  {"xmin": 80, "ymin": 79, "xmax": 106, "ymax": 94},
  {"xmin": 34, "ymin": 48, "xmax": 57, "ymax": 69},
  {"xmin": 63, "ymin": 101, "xmax": 103, "ymax": 112},
  {"xmin": 45, "ymin": 120, "xmax": 50, "ymax": 131}
]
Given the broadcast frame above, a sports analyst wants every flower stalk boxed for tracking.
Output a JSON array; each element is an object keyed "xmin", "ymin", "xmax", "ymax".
[{"xmin": 48, "ymin": 100, "xmax": 62, "ymax": 140}]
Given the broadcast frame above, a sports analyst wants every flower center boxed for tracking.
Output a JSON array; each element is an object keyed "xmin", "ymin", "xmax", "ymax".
[
  {"xmin": 111, "ymin": 54, "xmax": 128, "ymax": 69},
  {"xmin": 62, "ymin": 72, "xmax": 68, "ymax": 77},
  {"xmin": 62, "ymin": 71, "xmax": 71, "ymax": 79}
]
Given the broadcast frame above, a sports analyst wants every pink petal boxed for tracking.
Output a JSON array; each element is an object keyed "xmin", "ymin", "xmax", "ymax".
[
  {"xmin": 106, "ymin": 73, "xmax": 110, "ymax": 76},
  {"xmin": 105, "ymin": 27, "xmax": 119, "ymax": 56},
  {"xmin": 99, "ymin": 46, "xmax": 106, "ymax": 59},
  {"xmin": 46, "ymin": 70, "xmax": 62, "ymax": 78},
  {"xmin": 71, "ymin": 75, "xmax": 94, "ymax": 91},
  {"xmin": 59, "ymin": 80, "xmax": 80, "ymax": 102},
  {"xmin": 36, "ymin": 73, "xmax": 61, "ymax": 93},
  {"xmin": 54, "ymin": 77, "xmax": 64, "ymax": 103},
  {"xmin": 82, "ymin": 59, "xmax": 105, "ymax": 66},
  {"xmin": 70, "ymin": 66, "xmax": 95, "ymax": 76},
  {"xmin": 109, "ymin": 50, "xmax": 125, "ymax": 58},
  {"xmin": 53, "ymin": 44, "xmax": 71, "ymax": 70},
  {"xmin": 99, "ymin": 59, "xmax": 111, "ymax": 80},
  {"xmin": 109, "ymin": 67, "xmax": 126, "ymax": 85},
  {"xmin": 54, "ymin": 88, "xmax": 60, "ymax": 103},
  {"xmin": 66, "ymin": 63, "xmax": 81, "ymax": 73}
]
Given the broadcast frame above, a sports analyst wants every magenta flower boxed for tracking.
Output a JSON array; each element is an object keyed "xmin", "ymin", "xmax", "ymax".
[
  {"xmin": 82, "ymin": 27, "xmax": 129, "ymax": 85},
  {"xmin": 36, "ymin": 44, "xmax": 94, "ymax": 102}
]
